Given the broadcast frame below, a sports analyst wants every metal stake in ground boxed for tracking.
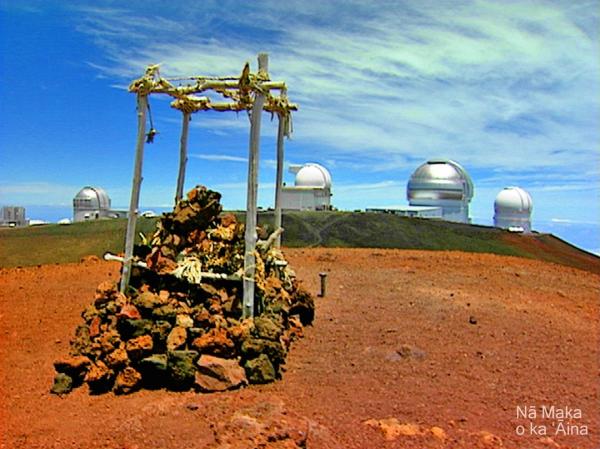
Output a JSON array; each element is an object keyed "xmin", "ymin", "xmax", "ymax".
[
  {"xmin": 120, "ymin": 93, "xmax": 148, "ymax": 293},
  {"xmin": 243, "ymin": 53, "xmax": 268, "ymax": 319},
  {"xmin": 319, "ymin": 272, "xmax": 328, "ymax": 297},
  {"xmin": 175, "ymin": 111, "xmax": 191, "ymax": 202}
]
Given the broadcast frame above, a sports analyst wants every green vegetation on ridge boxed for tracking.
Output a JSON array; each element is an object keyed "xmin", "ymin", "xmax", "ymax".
[{"xmin": 0, "ymin": 211, "xmax": 597, "ymax": 273}]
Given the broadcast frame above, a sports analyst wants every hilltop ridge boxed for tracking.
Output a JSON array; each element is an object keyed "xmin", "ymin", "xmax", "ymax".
[{"xmin": 0, "ymin": 211, "xmax": 598, "ymax": 274}]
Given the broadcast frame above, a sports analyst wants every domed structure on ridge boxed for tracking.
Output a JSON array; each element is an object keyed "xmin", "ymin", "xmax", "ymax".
[
  {"xmin": 406, "ymin": 159, "xmax": 474, "ymax": 223},
  {"xmin": 494, "ymin": 187, "xmax": 533, "ymax": 232},
  {"xmin": 281, "ymin": 163, "xmax": 332, "ymax": 211},
  {"xmin": 73, "ymin": 186, "xmax": 113, "ymax": 222},
  {"xmin": 294, "ymin": 163, "xmax": 332, "ymax": 189}
]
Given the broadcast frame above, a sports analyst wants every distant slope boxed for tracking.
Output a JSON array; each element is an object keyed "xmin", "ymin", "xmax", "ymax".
[
  {"xmin": 0, "ymin": 212, "xmax": 598, "ymax": 273},
  {"xmin": 0, "ymin": 219, "xmax": 156, "ymax": 269}
]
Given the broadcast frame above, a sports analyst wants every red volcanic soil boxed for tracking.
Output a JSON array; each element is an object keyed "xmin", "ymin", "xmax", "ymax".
[{"xmin": 0, "ymin": 248, "xmax": 598, "ymax": 449}]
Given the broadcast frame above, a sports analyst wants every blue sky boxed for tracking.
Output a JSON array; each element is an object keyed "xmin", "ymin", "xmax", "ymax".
[{"xmin": 1, "ymin": 1, "xmax": 599, "ymax": 252}]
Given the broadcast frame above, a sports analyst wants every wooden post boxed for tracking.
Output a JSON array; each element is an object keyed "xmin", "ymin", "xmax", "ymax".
[
  {"xmin": 175, "ymin": 111, "xmax": 191, "ymax": 202},
  {"xmin": 274, "ymin": 111, "xmax": 286, "ymax": 248},
  {"xmin": 120, "ymin": 93, "xmax": 148, "ymax": 293},
  {"xmin": 242, "ymin": 53, "xmax": 268, "ymax": 319}
]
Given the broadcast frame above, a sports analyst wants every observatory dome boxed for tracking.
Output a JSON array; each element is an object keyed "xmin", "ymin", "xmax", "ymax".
[
  {"xmin": 407, "ymin": 159, "xmax": 474, "ymax": 202},
  {"xmin": 73, "ymin": 186, "xmax": 112, "ymax": 222},
  {"xmin": 74, "ymin": 186, "xmax": 111, "ymax": 210},
  {"xmin": 406, "ymin": 159, "xmax": 473, "ymax": 223},
  {"xmin": 294, "ymin": 163, "xmax": 332, "ymax": 189},
  {"xmin": 494, "ymin": 187, "xmax": 533, "ymax": 232},
  {"xmin": 494, "ymin": 187, "xmax": 533, "ymax": 214}
]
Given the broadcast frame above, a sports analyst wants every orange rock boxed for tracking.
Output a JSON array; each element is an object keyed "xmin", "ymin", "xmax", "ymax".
[
  {"xmin": 192, "ymin": 328, "xmax": 235, "ymax": 356},
  {"xmin": 126, "ymin": 335, "xmax": 153, "ymax": 360},
  {"xmin": 84, "ymin": 360, "xmax": 111, "ymax": 384},
  {"xmin": 363, "ymin": 418, "xmax": 423, "ymax": 441},
  {"xmin": 167, "ymin": 326, "xmax": 187, "ymax": 351},
  {"xmin": 429, "ymin": 426, "xmax": 446, "ymax": 440},
  {"xmin": 115, "ymin": 366, "xmax": 142, "ymax": 394},
  {"xmin": 105, "ymin": 348, "xmax": 129, "ymax": 368},
  {"xmin": 478, "ymin": 430, "xmax": 503, "ymax": 446},
  {"xmin": 117, "ymin": 304, "xmax": 141, "ymax": 320}
]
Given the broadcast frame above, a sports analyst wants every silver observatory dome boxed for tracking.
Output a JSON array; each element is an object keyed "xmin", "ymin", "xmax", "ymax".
[
  {"xmin": 73, "ymin": 186, "xmax": 112, "ymax": 221},
  {"xmin": 407, "ymin": 159, "xmax": 474, "ymax": 223}
]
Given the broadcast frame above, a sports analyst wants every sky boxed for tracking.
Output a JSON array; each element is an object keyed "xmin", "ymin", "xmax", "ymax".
[{"xmin": 0, "ymin": 1, "xmax": 599, "ymax": 253}]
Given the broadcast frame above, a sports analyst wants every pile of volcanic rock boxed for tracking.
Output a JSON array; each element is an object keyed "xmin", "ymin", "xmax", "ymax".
[{"xmin": 51, "ymin": 186, "xmax": 314, "ymax": 395}]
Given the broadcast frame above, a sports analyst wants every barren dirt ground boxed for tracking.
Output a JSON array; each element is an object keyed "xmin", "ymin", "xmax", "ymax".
[{"xmin": 0, "ymin": 248, "xmax": 598, "ymax": 449}]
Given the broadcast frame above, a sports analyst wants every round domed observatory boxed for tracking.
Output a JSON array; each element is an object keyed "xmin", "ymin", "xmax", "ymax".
[
  {"xmin": 494, "ymin": 187, "xmax": 533, "ymax": 233},
  {"xmin": 281, "ymin": 163, "xmax": 333, "ymax": 211},
  {"xmin": 73, "ymin": 186, "xmax": 112, "ymax": 222},
  {"xmin": 407, "ymin": 159, "xmax": 474, "ymax": 223},
  {"xmin": 294, "ymin": 163, "xmax": 332, "ymax": 190}
]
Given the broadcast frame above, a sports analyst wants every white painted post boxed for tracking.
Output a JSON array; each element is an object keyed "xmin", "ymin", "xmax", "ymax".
[
  {"xmin": 120, "ymin": 93, "xmax": 148, "ymax": 293},
  {"xmin": 175, "ymin": 111, "xmax": 191, "ymax": 202},
  {"xmin": 274, "ymin": 111, "xmax": 286, "ymax": 248},
  {"xmin": 242, "ymin": 53, "xmax": 268, "ymax": 319}
]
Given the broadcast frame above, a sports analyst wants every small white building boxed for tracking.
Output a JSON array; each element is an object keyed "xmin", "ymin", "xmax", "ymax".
[
  {"xmin": 280, "ymin": 163, "xmax": 332, "ymax": 211},
  {"xmin": 406, "ymin": 159, "xmax": 474, "ymax": 223},
  {"xmin": 494, "ymin": 187, "xmax": 533, "ymax": 233},
  {"xmin": 73, "ymin": 186, "xmax": 117, "ymax": 222}
]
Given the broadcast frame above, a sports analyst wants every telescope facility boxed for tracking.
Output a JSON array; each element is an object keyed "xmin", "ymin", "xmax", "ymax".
[
  {"xmin": 494, "ymin": 187, "xmax": 533, "ymax": 233},
  {"xmin": 280, "ymin": 163, "xmax": 333, "ymax": 211},
  {"xmin": 73, "ymin": 186, "xmax": 124, "ymax": 222}
]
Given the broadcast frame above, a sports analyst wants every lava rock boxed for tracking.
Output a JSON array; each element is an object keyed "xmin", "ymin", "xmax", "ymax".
[
  {"xmin": 176, "ymin": 314, "xmax": 194, "ymax": 328},
  {"xmin": 105, "ymin": 347, "xmax": 129, "ymax": 369},
  {"xmin": 194, "ymin": 355, "xmax": 247, "ymax": 392},
  {"xmin": 166, "ymin": 326, "xmax": 187, "ymax": 351},
  {"xmin": 139, "ymin": 354, "xmax": 168, "ymax": 388},
  {"xmin": 244, "ymin": 354, "xmax": 276, "ymax": 384},
  {"xmin": 84, "ymin": 360, "xmax": 113, "ymax": 393},
  {"xmin": 241, "ymin": 338, "xmax": 286, "ymax": 369},
  {"xmin": 133, "ymin": 291, "xmax": 165, "ymax": 312},
  {"xmin": 117, "ymin": 304, "xmax": 142, "ymax": 320},
  {"xmin": 191, "ymin": 328, "xmax": 235, "ymax": 357},
  {"xmin": 168, "ymin": 350, "xmax": 199, "ymax": 390},
  {"xmin": 118, "ymin": 318, "xmax": 153, "ymax": 339},
  {"xmin": 50, "ymin": 373, "xmax": 74, "ymax": 395},
  {"xmin": 126, "ymin": 335, "xmax": 154, "ymax": 360},
  {"xmin": 115, "ymin": 367, "xmax": 142, "ymax": 395},
  {"xmin": 253, "ymin": 315, "xmax": 282, "ymax": 341},
  {"xmin": 152, "ymin": 304, "xmax": 178, "ymax": 322}
]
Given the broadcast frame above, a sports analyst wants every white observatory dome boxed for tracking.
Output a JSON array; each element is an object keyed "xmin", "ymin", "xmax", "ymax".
[
  {"xmin": 294, "ymin": 163, "xmax": 332, "ymax": 189},
  {"xmin": 494, "ymin": 187, "xmax": 532, "ymax": 213},
  {"xmin": 494, "ymin": 187, "xmax": 533, "ymax": 232}
]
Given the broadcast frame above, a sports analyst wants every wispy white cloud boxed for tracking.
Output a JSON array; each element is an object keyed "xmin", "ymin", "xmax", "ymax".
[
  {"xmin": 190, "ymin": 153, "xmax": 247, "ymax": 162},
  {"xmin": 550, "ymin": 218, "xmax": 599, "ymax": 225}
]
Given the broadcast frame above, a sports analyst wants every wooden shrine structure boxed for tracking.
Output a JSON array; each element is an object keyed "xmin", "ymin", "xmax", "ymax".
[{"xmin": 120, "ymin": 53, "xmax": 297, "ymax": 319}]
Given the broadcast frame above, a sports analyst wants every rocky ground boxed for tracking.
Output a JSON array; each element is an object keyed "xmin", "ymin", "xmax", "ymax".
[{"xmin": 0, "ymin": 248, "xmax": 598, "ymax": 449}]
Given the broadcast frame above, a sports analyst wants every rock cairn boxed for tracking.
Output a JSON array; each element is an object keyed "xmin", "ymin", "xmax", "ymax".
[{"xmin": 51, "ymin": 186, "xmax": 314, "ymax": 395}]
